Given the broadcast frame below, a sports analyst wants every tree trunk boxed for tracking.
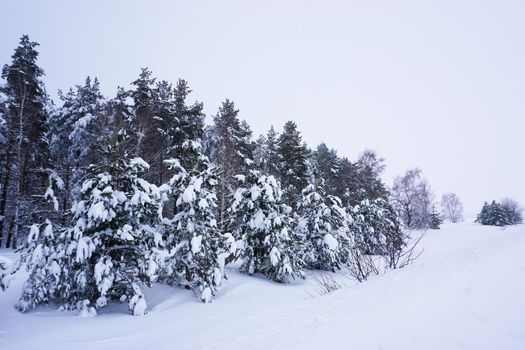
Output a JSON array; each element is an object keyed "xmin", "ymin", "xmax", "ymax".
[{"xmin": 0, "ymin": 149, "xmax": 13, "ymax": 248}]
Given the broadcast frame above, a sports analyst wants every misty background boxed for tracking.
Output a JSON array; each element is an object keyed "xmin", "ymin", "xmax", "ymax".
[{"xmin": 1, "ymin": 0, "xmax": 523, "ymax": 217}]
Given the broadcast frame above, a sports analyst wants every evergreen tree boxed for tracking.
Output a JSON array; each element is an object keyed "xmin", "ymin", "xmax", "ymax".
[
  {"xmin": 350, "ymin": 198, "xmax": 405, "ymax": 256},
  {"xmin": 159, "ymin": 156, "xmax": 235, "ymax": 303},
  {"xmin": 48, "ymin": 77, "xmax": 107, "ymax": 215},
  {"xmin": 209, "ymin": 99, "xmax": 254, "ymax": 230},
  {"xmin": 428, "ymin": 206, "xmax": 442, "ymax": 229},
  {"xmin": 277, "ymin": 121, "xmax": 309, "ymax": 208},
  {"xmin": 333, "ymin": 157, "xmax": 360, "ymax": 207},
  {"xmin": 476, "ymin": 199, "xmax": 522, "ymax": 226},
  {"xmin": 297, "ymin": 184, "xmax": 351, "ymax": 271},
  {"xmin": 230, "ymin": 171, "xmax": 304, "ymax": 283},
  {"xmin": 0, "ymin": 35, "xmax": 50, "ymax": 248},
  {"xmin": 168, "ymin": 79, "xmax": 205, "ymax": 170},
  {"xmin": 254, "ymin": 126, "xmax": 279, "ymax": 177},
  {"xmin": 18, "ymin": 150, "xmax": 163, "ymax": 315},
  {"xmin": 311, "ymin": 143, "xmax": 340, "ymax": 196}
]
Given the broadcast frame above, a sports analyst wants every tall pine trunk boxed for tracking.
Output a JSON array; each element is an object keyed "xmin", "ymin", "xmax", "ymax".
[{"xmin": 0, "ymin": 148, "xmax": 13, "ymax": 247}]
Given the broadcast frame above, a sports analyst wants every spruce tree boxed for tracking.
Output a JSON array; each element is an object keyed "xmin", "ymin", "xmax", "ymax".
[
  {"xmin": 277, "ymin": 121, "xmax": 309, "ymax": 208},
  {"xmin": 350, "ymin": 198, "xmax": 405, "ymax": 256},
  {"xmin": 297, "ymin": 184, "xmax": 352, "ymax": 271},
  {"xmin": 230, "ymin": 171, "xmax": 304, "ymax": 283},
  {"xmin": 159, "ymin": 156, "xmax": 235, "ymax": 302},
  {"xmin": 17, "ymin": 149, "xmax": 163, "ymax": 315}
]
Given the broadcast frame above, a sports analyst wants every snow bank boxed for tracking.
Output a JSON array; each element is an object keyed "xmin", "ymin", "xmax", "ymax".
[{"xmin": 1, "ymin": 223, "xmax": 525, "ymax": 350}]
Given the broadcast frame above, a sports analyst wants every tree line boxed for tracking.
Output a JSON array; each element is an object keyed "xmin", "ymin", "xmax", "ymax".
[{"xmin": 1, "ymin": 35, "xmax": 512, "ymax": 316}]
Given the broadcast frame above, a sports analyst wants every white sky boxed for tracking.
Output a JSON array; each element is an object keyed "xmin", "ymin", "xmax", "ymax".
[{"xmin": 1, "ymin": 0, "xmax": 524, "ymax": 217}]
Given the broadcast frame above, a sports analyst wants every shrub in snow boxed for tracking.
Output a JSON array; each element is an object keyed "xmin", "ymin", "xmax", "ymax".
[
  {"xmin": 297, "ymin": 184, "xmax": 352, "ymax": 272},
  {"xmin": 0, "ymin": 255, "xmax": 13, "ymax": 291},
  {"xmin": 17, "ymin": 157, "xmax": 162, "ymax": 316},
  {"xmin": 230, "ymin": 171, "xmax": 304, "ymax": 283},
  {"xmin": 159, "ymin": 157, "xmax": 236, "ymax": 303}
]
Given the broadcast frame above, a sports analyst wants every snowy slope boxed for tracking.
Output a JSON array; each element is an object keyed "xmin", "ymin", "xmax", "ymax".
[{"xmin": 1, "ymin": 223, "xmax": 525, "ymax": 350}]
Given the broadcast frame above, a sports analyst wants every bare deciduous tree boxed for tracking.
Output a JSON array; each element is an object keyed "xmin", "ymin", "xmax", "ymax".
[
  {"xmin": 391, "ymin": 168, "xmax": 435, "ymax": 229},
  {"xmin": 440, "ymin": 192, "xmax": 463, "ymax": 223}
]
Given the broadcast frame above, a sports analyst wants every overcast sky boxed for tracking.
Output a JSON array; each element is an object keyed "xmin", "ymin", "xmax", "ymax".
[{"xmin": 1, "ymin": 0, "xmax": 524, "ymax": 217}]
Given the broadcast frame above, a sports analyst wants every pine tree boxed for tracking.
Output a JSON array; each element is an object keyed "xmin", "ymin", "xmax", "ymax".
[
  {"xmin": 17, "ymin": 148, "xmax": 163, "ymax": 315},
  {"xmin": 297, "ymin": 184, "xmax": 352, "ymax": 271},
  {"xmin": 230, "ymin": 171, "xmax": 304, "ymax": 283},
  {"xmin": 350, "ymin": 198, "xmax": 405, "ymax": 256},
  {"xmin": 0, "ymin": 35, "xmax": 50, "ymax": 248},
  {"xmin": 428, "ymin": 206, "xmax": 442, "ymax": 229},
  {"xmin": 168, "ymin": 79, "xmax": 205, "ymax": 170},
  {"xmin": 254, "ymin": 126, "xmax": 280, "ymax": 177},
  {"xmin": 311, "ymin": 143, "xmax": 340, "ymax": 196},
  {"xmin": 209, "ymin": 99, "xmax": 254, "ymax": 230},
  {"xmin": 48, "ymin": 77, "xmax": 107, "ymax": 216},
  {"xmin": 159, "ymin": 156, "xmax": 235, "ymax": 302},
  {"xmin": 277, "ymin": 121, "xmax": 309, "ymax": 208}
]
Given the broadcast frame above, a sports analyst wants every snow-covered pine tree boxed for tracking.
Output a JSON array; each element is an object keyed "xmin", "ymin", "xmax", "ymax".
[
  {"xmin": 209, "ymin": 99, "xmax": 254, "ymax": 231},
  {"xmin": 159, "ymin": 156, "xmax": 235, "ymax": 302},
  {"xmin": 17, "ymin": 148, "xmax": 163, "ymax": 316},
  {"xmin": 48, "ymin": 76, "xmax": 107, "ymax": 215},
  {"xmin": 0, "ymin": 35, "xmax": 50, "ymax": 248},
  {"xmin": 277, "ymin": 121, "xmax": 309, "ymax": 208},
  {"xmin": 428, "ymin": 206, "xmax": 442, "ymax": 229},
  {"xmin": 350, "ymin": 198, "xmax": 405, "ymax": 256},
  {"xmin": 168, "ymin": 79, "xmax": 205, "ymax": 170},
  {"xmin": 230, "ymin": 171, "xmax": 304, "ymax": 283},
  {"xmin": 310, "ymin": 143, "xmax": 340, "ymax": 197},
  {"xmin": 297, "ymin": 184, "xmax": 352, "ymax": 272},
  {"xmin": 254, "ymin": 126, "xmax": 280, "ymax": 177}
]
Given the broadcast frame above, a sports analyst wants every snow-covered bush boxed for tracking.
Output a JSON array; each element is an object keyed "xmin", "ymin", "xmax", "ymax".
[
  {"xmin": 230, "ymin": 171, "xmax": 304, "ymax": 283},
  {"xmin": 159, "ymin": 157, "xmax": 236, "ymax": 303},
  {"xmin": 0, "ymin": 254, "xmax": 13, "ymax": 291},
  {"xmin": 297, "ymin": 184, "xmax": 352, "ymax": 271},
  {"xmin": 17, "ymin": 157, "xmax": 162, "ymax": 316}
]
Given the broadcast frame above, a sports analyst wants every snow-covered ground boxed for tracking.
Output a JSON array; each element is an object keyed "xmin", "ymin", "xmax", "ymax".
[{"xmin": 1, "ymin": 223, "xmax": 525, "ymax": 350}]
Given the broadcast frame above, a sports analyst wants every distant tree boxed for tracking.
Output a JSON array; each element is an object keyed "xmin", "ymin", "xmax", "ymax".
[
  {"xmin": 477, "ymin": 199, "xmax": 523, "ymax": 226},
  {"xmin": 428, "ymin": 206, "xmax": 442, "ymax": 229},
  {"xmin": 277, "ymin": 121, "xmax": 309, "ymax": 208},
  {"xmin": 254, "ymin": 126, "xmax": 279, "ymax": 177},
  {"xmin": 501, "ymin": 198, "xmax": 523, "ymax": 225},
  {"xmin": 392, "ymin": 168, "xmax": 436, "ymax": 229},
  {"xmin": 310, "ymin": 143, "xmax": 340, "ymax": 196},
  {"xmin": 440, "ymin": 192, "xmax": 463, "ymax": 223},
  {"xmin": 335, "ymin": 150, "xmax": 388, "ymax": 207}
]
